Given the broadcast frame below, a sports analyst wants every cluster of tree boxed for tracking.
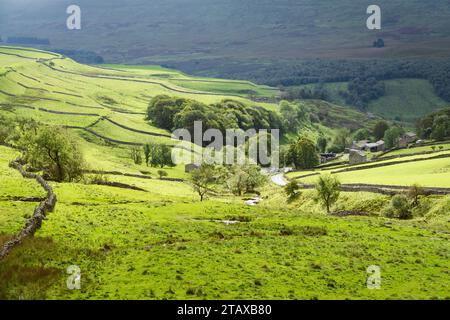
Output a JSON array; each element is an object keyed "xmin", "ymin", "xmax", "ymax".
[
  {"xmin": 279, "ymin": 86, "xmax": 328, "ymax": 101},
  {"xmin": 373, "ymin": 121, "xmax": 390, "ymax": 140},
  {"xmin": 143, "ymin": 143, "xmax": 175, "ymax": 168},
  {"xmin": 317, "ymin": 136, "xmax": 328, "ymax": 153},
  {"xmin": 0, "ymin": 116, "xmax": 83, "ymax": 182},
  {"xmin": 416, "ymin": 108, "xmax": 450, "ymax": 141},
  {"xmin": 130, "ymin": 147, "xmax": 143, "ymax": 165},
  {"xmin": 383, "ymin": 126, "xmax": 405, "ymax": 149},
  {"xmin": 186, "ymin": 59, "xmax": 450, "ymax": 105},
  {"xmin": 356, "ymin": 120, "xmax": 404, "ymax": 149},
  {"xmin": 328, "ymin": 128, "xmax": 352, "ymax": 153},
  {"xmin": 52, "ymin": 49, "xmax": 104, "ymax": 64},
  {"xmin": 0, "ymin": 115, "xmax": 12, "ymax": 144},
  {"xmin": 6, "ymin": 37, "xmax": 50, "ymax": 45},
  {"xmin": 286, "ymin": 136, "xmax": 320, "ymax": 169},
  {"xmin": 130, "ymin": 142, "xmax": 175, "ymax": 168},
  {"xmin": 328, "ymin": 120, "xmax": 402, "ymax": 153},
  {"xmin": 309, "ymin": 120, "xmax": 401, "ymax": 154},
  {"xmin": 190, "ymin": 163, "xmax": 267, "ymax": 201},
  {"xmin": 352, "ymin": 128, "xmax": 372, "ymax": 142},
  {"xmin": 279, "ymin": 100, "xmax": 308, "ymax": 133},
  {"xmin": 278, "ymin": 75, "xmax": 386, "ymax": 111},
  {"xmin": 340, "ymin": 77, "xmax": 385, "ymax": 110},
  {"xmin": 382, "ymin": 184, "xmax": 425, "ymax": 220},
  {"xmin": 284, "ymin": 175, "xmax": 341, "ymax": 214},
  {"xmin": 147, "ymin": 95, "xmax": 283, "ymax": 140}
]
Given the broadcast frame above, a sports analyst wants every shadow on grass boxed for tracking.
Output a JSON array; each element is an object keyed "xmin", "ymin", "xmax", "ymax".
[{"xmin": 0, "ymin": 236, "xmax": 60, "ymax": 300}]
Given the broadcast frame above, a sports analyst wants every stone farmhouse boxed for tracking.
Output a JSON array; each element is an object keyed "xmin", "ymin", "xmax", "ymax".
[{"xmin": 399, "ymin": 132, "xmax": 418, "ymax": 148}]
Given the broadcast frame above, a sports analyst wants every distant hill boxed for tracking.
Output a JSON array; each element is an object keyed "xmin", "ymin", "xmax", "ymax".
[
  {"xmin": 1, "ymin": 0, "xmax": 450, "ymax": 63},
  {"xmin": 2, "ymin": 1, "xmax": 449, "ymax": 121}
]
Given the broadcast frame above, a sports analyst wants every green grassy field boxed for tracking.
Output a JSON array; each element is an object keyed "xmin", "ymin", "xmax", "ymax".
[
  {"xmin": 296, "ymin": 157, "xmax": 450, "ymax": 187},
  {"xmin": 288, "ymin": 149, "xmax": 450, "ymax": 188},
  {"xmin": 1, "ymin": 47, "xmax": 449, "ymax": 300},
  {"xmin": 368, "ymin": 79, "xmax": 449, "ymax": 122},
  {"xmin": 1, "ymin": 145, "xmax": 449, "ymax": 299},
  {"xmin": 379, "ymin": 143, "xmax": 450, "ymax": 158},
  {"xmin": 293, "ymin": 79, "xmax": 449, "ymax": 122}
]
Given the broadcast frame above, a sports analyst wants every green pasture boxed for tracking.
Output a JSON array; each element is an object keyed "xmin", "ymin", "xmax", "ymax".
[
  {"xmin": 380, "ymin": 143, "xmax": 450, "ymax": 158},
  {"xmin": 0, "ymin": 154, "xmax": 448, "ymax": 299},
  {"xmin": 293, "ymin": 156, "xmax": 450, "ymax": 188},
  {"xmin": 1, "ymin": 47, "xmax": 449, "ymax": 300},
  {"xmin": 293, "ymin": 79, "xmax": 449, "ymax": 122}
]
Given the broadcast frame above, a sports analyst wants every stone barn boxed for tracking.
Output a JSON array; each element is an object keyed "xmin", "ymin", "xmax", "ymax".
[
  {"xmin": 364, "ymin": 140, "xmax": 385, "ymax": 153},
  {"xmin": 349, "ymin": 149, "xmax": 367, "ymax": 165},
  {"xmin": 399, "ymin": 132, "xmax": 418, "ymax": 148}
]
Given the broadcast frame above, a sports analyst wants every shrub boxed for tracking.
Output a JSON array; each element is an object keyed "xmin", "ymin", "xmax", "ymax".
[
  {"xmin": 21, "ymin": 126, "xmax": 84, "ymax": 182},
  {"xmin": 284, "ymin": 180, "xmax": 301, "ymax": 202},
  {"xmin": 226, "ymin": 164, "xmax": 267, "ymax": 196},
  {"xmin": 90, "ymin": 173, "xmax": 109, "ymax": 184},
  {"xmin": 315, "ymin": 175, "xmax": 341, "ymax": 213},
  {"xmin": 279, "ymin": 226, "xmax": 294, "ymax": 236},
  {"xmin": 157, "ymin": 170, "xmax": 168, "ymax": 179},
  {"xmin": 190, "ymin": 164, "xmax": 218, "ymax": 201},
  {"xmin": 383, "ymin": 194, "xmax": 413, "ymax": 219},
  {"xmin": 299, "ymin": 226, "xmax": 328, "ymax": 237},
  {"xmin": 144, "ymin": 143, "xmax": 175, "ymax": 168},
  {"xmin": 130, "ymin": 146, "xmax": 142, "ymax": 165},
  {"xmin": 287, "ymin": 137, "xmax": 320, "ymax": 169},
  {"xmin": 408, "ymin": 184, "xmax": 425, "ymax": 207},
  {"xmin": 384, "ymin": 127, "xmax": 405, "ymax": 149}
]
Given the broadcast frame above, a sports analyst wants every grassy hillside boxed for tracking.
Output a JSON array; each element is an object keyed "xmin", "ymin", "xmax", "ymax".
[
  {"xmin": 2, "ymin": 0, "xmax": 450, "ymax": 62},
  {"xmin": 1, "ymin": 144, "xmax": 449, "ymax": 299},
  {"xmin": 0, "ymin": 45, "xmax": 280, "ymax": 148},
  {"xmin": 368, "ymin": 79, "xmax": 449, "ymax": 122},
  {"xmin": 290, "ymin": 79, "xmax": 449, "ymax": 122},
  {"xmin": 0, "ymin": 46, "xmax": 449, "ymax": 300},
  {"xmin": 0, "ymin": 45, "xmax": 278, "ymax": 179}
]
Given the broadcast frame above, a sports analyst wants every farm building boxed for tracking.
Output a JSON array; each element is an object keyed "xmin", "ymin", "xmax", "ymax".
[
  {"xmin": 320, "ymin": 153, "xmax": 337, "ymax": 164},
  {"xmin": 353, "ymin": 140, "xmax": 385, "ymax": 152},
  {"xmin": 399, "ymin": 132, "xmax": 418, "ymax": 148},
  {"xmin": 349, "ymin": 149, "xmax": 367, "ymax": 165},
  {"xmin": 364, "ymin": 140, "xmax": 385, "ymax": 152}
]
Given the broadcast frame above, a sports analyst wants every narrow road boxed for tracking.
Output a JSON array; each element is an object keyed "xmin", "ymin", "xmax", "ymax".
[{"xmin": 271, "ymin": 173, "xmax": 288, "ymax": 187}]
